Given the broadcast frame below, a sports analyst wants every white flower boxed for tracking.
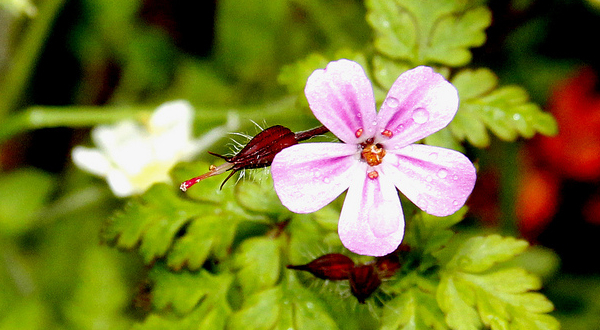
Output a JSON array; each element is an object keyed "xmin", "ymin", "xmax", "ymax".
[{"xmin": 72, "ymin": 100, "xmax": 239, "ymax": 197}]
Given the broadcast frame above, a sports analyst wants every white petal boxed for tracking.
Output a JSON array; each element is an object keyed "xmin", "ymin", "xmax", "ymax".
[
  {"xmin": 338, "ymin": 170, "xmax": 405, "ymax": 256},
  {"xmin": 272, "ymin": 142, "xmax": 362, "ymax": 213},
  {"xmin": 106, "ymin": 169, "xmax": 136, "ymax": 197},
  {"xmin": 383, "ymin": 144, "xmax": 476, "ymax": 216},
  {"xmin": 71, "ymin": 146, "xmax": 112, "ymax": 176}
]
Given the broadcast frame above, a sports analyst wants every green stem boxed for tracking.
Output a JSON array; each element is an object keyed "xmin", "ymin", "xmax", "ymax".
[
  {"xmin": 0, "ymin": 0, "xmax": 67, "ymax": 118},
  {"xmin": 0, "ymin": 96, "xmax": 317, "ymax": 144}
]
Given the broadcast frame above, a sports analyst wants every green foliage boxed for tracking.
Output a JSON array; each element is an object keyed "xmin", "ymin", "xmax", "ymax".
[
  {"xmin": 0, "ymin": 168, "xmax": 55, "ymax": 236},
  {"xmin": 103, "ymin": 165, "xmax": 558, "ymax": 329},
  {"xmin": 366, "ymin": 0, "xmax": 491, "ymax": 67},
  {"xmin": 449, "ymin": 68, "xmax": 559, "ymax": 147},
  {"xmin": 103, "ymin": 162, "xmax": 262, "ymax": 269},
  {"xmin": 1, "ymin": 0, "xmax": 567, "ymax": 328},
  {"xmin": 436, "ymin": 235, "xmax": 559, "ymax": 330}
]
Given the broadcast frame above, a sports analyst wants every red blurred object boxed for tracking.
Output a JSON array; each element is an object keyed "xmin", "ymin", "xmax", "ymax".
[
  {"xmin": 517, "ymin": 67, "xmax": 600, "ymax": 237},
  {"xmin": 536, "ymin": 67, "xmax": 600, "ymax": 181}
]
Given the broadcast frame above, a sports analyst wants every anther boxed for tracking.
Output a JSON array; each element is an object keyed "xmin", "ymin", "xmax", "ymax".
[
  {"xmin": 368, "ymin": 171, "xmax": 379, "ymax": 180},
  {"xmin": 381, "ymin": 129, "xmax": 393, "ymax": 138},
  {"xmin": 355, "ymin": 128, "xmax": 364, "ymax": 138}
]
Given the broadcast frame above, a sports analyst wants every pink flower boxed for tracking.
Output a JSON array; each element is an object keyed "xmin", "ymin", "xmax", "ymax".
[{"xmin": 271, "ymin": 60, "xmax": 476, "ymax": 256}]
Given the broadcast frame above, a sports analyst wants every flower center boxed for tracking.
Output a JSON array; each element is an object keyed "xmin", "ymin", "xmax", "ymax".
[{"xmin": 361, "ymin": 139, "xmax": 386, "ymax": 167}]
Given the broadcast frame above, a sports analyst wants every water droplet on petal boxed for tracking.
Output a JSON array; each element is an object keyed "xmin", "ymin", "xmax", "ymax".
[
  {"xmin": 313, "ymin": 170, "xmax": 322, "ymax": 178},
  {"xmin": 323, "ymin": 177, "xmax": 331, "ymax": 184},
  {"xmin": 452, "ymin": 200, "xmax": 459, "ymax": 206},
  {"xmin": 385, "ymin": 97, "xmax": 399, "ymax": 109},
  {"xmin": 412, "ymin": 108, "xmax": 429, "ymax": 124},
  {"xmin": 426, "ymin": 176, "xmax": 433, "ymax": 182},
  {"xmin": 437, "ymin": 168, "xmax": 448, "ymax": 179},
  {"xmin": 452, "ymin": 174, "xmax": 459, "ymax": 181},
  {"xmin": 429, "ymin": 152, "xmax": 438, "ymax": 160}
]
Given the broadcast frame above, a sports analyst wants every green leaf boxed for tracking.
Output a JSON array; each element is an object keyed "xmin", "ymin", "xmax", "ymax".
[
  {"xmin": 436, "ymin": 275, "xmax": 481, "ymax": 330},
  {"xmin": 366, "ymin": 0, "xmax": 491, "ymax": 67},
  {"xmin": 405, "ymin": 208, "xmax": 467, "ymax": 255},
  {"xmin": 232, "ymin": 236, "xmax": 281, "ymax": 296},
  {"xmin": 0, "ymin": 168, "xmax": 55, "ymax": 235},
  {"xmin": 235, "ymin": 175, "xmax": 289, "ymax": 217},
  {"xmin": 228, "ymin": 272, "xmax": 340, "ymax": 330},
  {"xmin": 103, "ymin": 184, "xmax": 206, "ymax": 264},
  {"xmin": 437, "ymin": 236, "xmax": 559, "ymax": 330},
  {"xmin": 103, "ymin": 179, "xmax": 248, "ymax": 269},
  {"xmin": 134, "ymin": 263, "xmax": 233, "ymax": 330},
  {"xmin": 278, "ymin": 53, "xmax": 329, "ymax": 94},
  {"xmin": 228, "ymin": 287, "xmax": 282, "ymax": 330},
  {"xmin": 439, "ymin": 269, "xmax": 559, "ymax": 330},
  {"xmin": 441, "ymin": 235, "xmax": 529, "ymax": 273},
  {"xmin": 382, "ymin": 287, "xmax": 448, "ymax": 330},
  {"xmin": 149, "ymin": 262, "xmax": 234, "ymax": 315},
  {"xmin": 166, "ymin": 213, "xmax": 237, "ymax": 270},
  {"xmin": 450, "ymin": 68, "xmax": 559, "ymax": 147}
]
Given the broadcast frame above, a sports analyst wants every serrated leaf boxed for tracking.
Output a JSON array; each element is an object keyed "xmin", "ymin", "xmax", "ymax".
[
  {"xmin": 133, "ymin": 263, "xmax": 233, "ymax": 330},
  {"xmin": 437, "ymin": 275, "xmax": 481, "ymax": 330},
  {"xmin": 228, "ymin": 271, "xmax": 341, "ymax": 330},
  {"xmin": 451, "ymin": 269, "xmax": 558, "ymax": 330},
  {"xmin": 366, "ymin": 0, "xmax": 491, "ymax": 67},
  {"xmin": 382, "ymin": 287, "xmax": 448, "ymax": 330},
  {"xmin": 443, "ymin": 235, "xmax": 529, "ymax": 273},
  {"xmin": 437, "ymin": 236, "xmax": 558, "ymax": 330},
  {"xmin": 103, "ymin": 184, "xmax": 209, "ymax": 263},
  {"xmin": 149, "ymin": 262, "xmax": 234, "ymax": 315},
  {"xmin": 166, "ymin": 213, "xmax": 237, "ymax": 270},
  {"xmin": 450, "ymin": 68, "xmax": 559, "ymax": 147},
  {"xmin": 228, "ymin": 287, "xmax": 282, "ymax": 330},
  {"xmin": 233, "ymin": 236, "xmax": 281, "ymax": 296},
  {"xmin": 405, "ymin": 208, "xmax": 467, "ymax": 255},
  {"xmin": 104, "ymin": 181, "xmax": 248, "ymax": 268}
]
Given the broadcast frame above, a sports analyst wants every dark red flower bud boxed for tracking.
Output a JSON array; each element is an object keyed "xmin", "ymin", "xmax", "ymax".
[
  {"xmin": 180, "ymin": 125, "xmax": 329, "ymax": 191},
  {"xmin": 349, "ymin": 265, "xmax": 382, "ymax": 304},
  {"xmin": 375, "ymin": 253, "xmax": 401, "ymax": 279},
  {"xmin": 286, "ymin": 253, "xmax": 355, "ymax": 281}
]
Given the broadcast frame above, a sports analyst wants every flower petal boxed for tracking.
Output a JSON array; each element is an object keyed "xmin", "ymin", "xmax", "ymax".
[
  {"xmin": 383, "ymin": 144, "xmax": 476, "ymax": 217},
  {"xmin": 305, "ymin": 59, "xmax": 378, "ymax": 144},
  {"xmin": 71, "ymin": 146, "xmax": 112, "ymax": 176},
  {"xmin": 92, "ymin": 122, "xmax": 154, "ymax": 175},
  {"xmin": 149, "ymin": 100, "xmax": 195, "ymax": 161},
  {"xmin": 338, "ymin": 171, "xmax": 405, "ymax": 256},
  {"xmin": 106, "ymin": 169, "xmax": 136, "ymax": 197},
  {"xmin": 272, "ymin": 142, "xmax": 361, "ymax": 213},
  {"xmin": 376, "ymin": 66, "xmax": 459, "ymax": 147}
]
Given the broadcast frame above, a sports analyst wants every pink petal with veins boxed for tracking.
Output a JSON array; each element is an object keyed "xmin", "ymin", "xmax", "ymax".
[
  {"xmin": 382, "ymin": 144, "xmax": 476, "ymax": 217},
  {"xmin": 376, "ymin": 66, "xmax": 459, "ymax": 147},
  {"xmin": 338, "ymin": 170, "xmax": 405, "ymax": 256},
  {"xmin": 272, "ymin": 142, "xmax": 362, "ymax": 213},
  {"xmin": 305, "ymin": 60, "xmax": 378, "ymax": 144}
]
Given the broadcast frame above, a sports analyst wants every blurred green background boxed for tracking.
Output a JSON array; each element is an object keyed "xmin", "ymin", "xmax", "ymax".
[{"xmin": 2, "ymin": 0, "xmax": 600, "ymax": 329}]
